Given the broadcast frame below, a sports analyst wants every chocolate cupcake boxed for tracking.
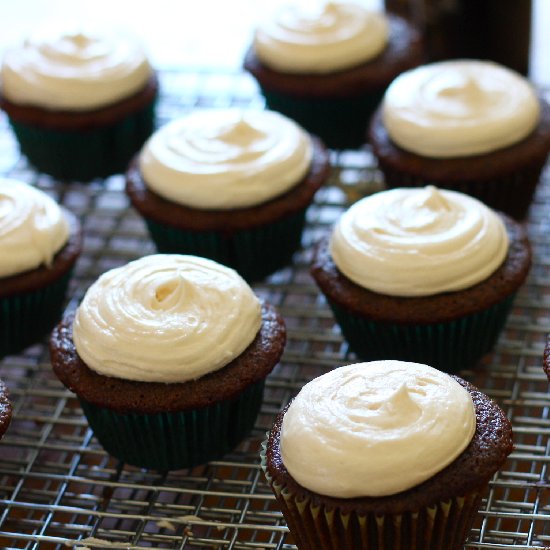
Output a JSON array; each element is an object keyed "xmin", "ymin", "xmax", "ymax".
[
  {"xmin": 310, "ymin": 186, "xmax": 531, "ymax": 373},
  {"xmin": 262, "ymin": 360, "xmax": 513, "ymax": 550},
  {"xmin": 0, "ymin": 25, "xmax": 158, "ymax": 181},
  {"xmin": 0, "ymin": 178, "xmax": 82, "ymax": 357},
  {"xmin": 368, "ymin": 59, "xmax": 550, "ymax": 220},
  {"xmin": 50, "ymin": 254, "xmax": 286, "ymax": 470},
  {"xmin": 244, "ymin": 3, "xmax": 423, "ymax": 149},
  {"xmin": 125, "ymin": 108, "xmax": 330, "ymax": 282},
  {"xmin": 0, "ymin": 379, "xmax": 12, "ymax": 441}
]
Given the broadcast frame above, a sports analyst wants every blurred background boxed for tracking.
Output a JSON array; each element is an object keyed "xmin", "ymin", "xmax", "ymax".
[{"xmin": 0, "ymin": 0, "xmax": 548, "ymax": 85}]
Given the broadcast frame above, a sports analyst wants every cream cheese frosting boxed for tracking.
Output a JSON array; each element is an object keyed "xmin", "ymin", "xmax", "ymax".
[
  {"xmin": 72, "ymin": 254, "xmax": 262, "ymax": 383},
  {"xmin": 382, "ymin": 59, "xmax": 540, "ymax": 158},
  {"xmin": 330, "ymin": 186, "xmax": 509, "ymax": 297},
  {"xmin": 0, "ymin": 178, "xmax": 70, "ymax": 278},
  {"xmin": 253, "ymin": 1, "xmax": 389, "ymax": 74},
  {"xmin": 1, "ymin": 25, "xmax": 152, "ymax": 110},
  {"xmin": 280, "ymin": 360, "xmax": 476, "ymax": 498},
  {"xmin": 139, "ymin": 108, "xmax": 313, "ymax": 209}
]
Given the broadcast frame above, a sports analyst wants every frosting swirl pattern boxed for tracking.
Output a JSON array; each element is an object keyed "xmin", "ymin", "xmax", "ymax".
[
  {"xmin": 72, "ymin": 255, "xmax": 262, "ymax": 383},
  {"xmin": 139, "ymin": 108, "xmax": 313, "ymax": 209},
  {"xmin": 253, "ymin": 1, "xmax": 389, "ymax": 73},
  {"xmin": 330, "ymin": 186, "xmax": 509, "ymax": 297},
  {"xmin": 1, "ymin": 26, "xmax": 152, "ymax": 110},
  {"xmin": 382, "ymin": 60, "xmax": 540, "ymax": 157},
  {"xmin": 0, "ymin": 178, "xmax": 69, "ymax": 278},
  {"xmin": 280, "ymin": 360, "xmax": 476, "ymax": 498}
]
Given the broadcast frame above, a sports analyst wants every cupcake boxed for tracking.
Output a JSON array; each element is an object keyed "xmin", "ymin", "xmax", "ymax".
[
  {"xmin": 243, "ymin": 2, "xmax": 423, "ymax": 149},
  {"xmin": 310, "ymin": 186, "xmax": 531, "ymax": 373},
  {"xmin": 368, "ymin": 59, "xmax": 550, "ymax": 220},
  {"xmin": 125, "ymin": 108, "xmax": 330, "ymax": 282},
  {"xmin": 0, "ymin": 379, "xmax": 12, "ymax": 441},
  {"xmin": 262, "ymin": 360, "xmax": 514, "ymax": 550},
  {"xmin": 0, "ymin": 177, "xmax": 82, "ymax": 357},
  {"xmin": 50, "ymin": 254, "xmax": 286, "ymax": 470},
  {"xmin": 0, "ymin": 25, "xmax": 158, "ymax": 181}
]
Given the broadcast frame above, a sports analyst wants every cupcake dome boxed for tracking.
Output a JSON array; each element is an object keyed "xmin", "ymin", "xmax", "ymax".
[
  {"xmin": 50, "ymin": 254, "xmax": 286, "ymax": 470},
  {"xmin": 0, "ymin": 25, "xmax": 158, "ymax": 180},
  {"xmin": 263, "ymin": 361, "xmax": 513, "ymax": 550},
  {"xmin": 0, "ymin": 177, "xmax": 82, "ymax": 357},
  {"xmin": 126, "ymin": 108, "xmax": 330, "ymax": 281},
  {"xmin": 311, "ymin": 186, "xmax": 531, "ymax": 372},
  {"xmin": 369, "ymin": 60, "xmax": 550, "ymax": 219}
]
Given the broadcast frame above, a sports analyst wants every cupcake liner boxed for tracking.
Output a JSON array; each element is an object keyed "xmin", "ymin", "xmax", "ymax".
[
  {"xmin": 144, "ymin": 207, "xmax": 308, "ymax": 282},
  {"xmin": 261, "ymin": 88, "xmax": 384, "ymax": 150},
  {"xmin": 378, "ymin": 158, "xmax": 546, "ymax": 220},
  {"xmin": 8, "ymin": 99, "xmax": 156, "ymax": 181},
  {"xmin": 0, "ymin": 270, "xmax": 74, "ymax": 358},
  {"xmin": 79, "ymin": 379, "xmax": 266, "ymax": 470},
  {"xmin": 327, "ymin": 294, "xmax": 516, "ymax": 373},
  {"xmin": 261, "ymin": 442, "xmax": 483, "ymax": 550}
]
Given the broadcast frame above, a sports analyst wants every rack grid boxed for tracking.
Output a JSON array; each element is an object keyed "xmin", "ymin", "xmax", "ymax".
[{"xmin": 0, "ymin": 69, "xmax": 548, "ymax": 549}]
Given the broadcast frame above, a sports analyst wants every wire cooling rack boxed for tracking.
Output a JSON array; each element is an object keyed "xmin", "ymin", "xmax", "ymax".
[{"xmin": 0, "ymin": 69, "xmax": 549, "ymax": 550}]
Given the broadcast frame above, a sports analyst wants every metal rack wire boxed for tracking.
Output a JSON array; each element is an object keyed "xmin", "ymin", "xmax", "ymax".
[{"xmin": 0, "ymin": 69, "xmax": 548, "ymax": 549}]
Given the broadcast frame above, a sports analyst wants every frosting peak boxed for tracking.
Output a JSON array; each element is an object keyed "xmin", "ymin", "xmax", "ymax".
[
  {"xmin": 0, "ymin": 178, "xmax": 69, "ymax": 277},
  {"xmin": 139, "ymin": 109, "xmax": 313, "ymax": 209},
  {"xmin": 280, "ymin": 361, "xmax": 476, "ymax": 498},
  {"xmin": 72, "ymin": 255, "xmax": 262, "ymax": 383},
  {"xmin": 1, "ymin": 25, "xmax": 152, "ymax": 110},
  {"xmin": 253, "ymin": 1, "xmax": 389, "ymax": 73},
  {"xmin": 382, "ymin": 60, "xmax": 540, "ymax": 157},
  {"xmin": 330, "ymin": 187, "xmax": 509, "ymax": 296}
]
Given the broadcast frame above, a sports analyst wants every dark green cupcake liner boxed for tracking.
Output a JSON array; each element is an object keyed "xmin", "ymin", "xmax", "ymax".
[
  {"xmin": 144, "ymin": 207, "xmax": 307, "ymax": 282},
  {"xmin": 79, "ymin": 378, "xmax": 266, "ymax": 471},
  {"xmin": 0, "ymin": 270, "xmax": 74, "ymax": 358},
  {"xmin": 327, "ymin": 294, "xmax": 516, "ymax": 373},
  {"xmin": 261, "ymin": 87, "xmax": 385, "ymax": 150},
  {"xmin": 260, "ymin": 441, "xmax": 483, "ymax": 550},
  {"xmin": 8, "ymin": 100, "xmax": 156, "ymax": 181},
  {"xmin": 379, "ymin": 160, "xmax": 546, "ymax": 220}
]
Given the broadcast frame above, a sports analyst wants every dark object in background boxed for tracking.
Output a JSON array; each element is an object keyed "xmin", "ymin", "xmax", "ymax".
[{"xmin": 385, "ymin": 0, "xmax": 532, "ymax": 75}]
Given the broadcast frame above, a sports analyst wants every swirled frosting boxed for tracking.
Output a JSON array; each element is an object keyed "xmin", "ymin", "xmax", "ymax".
[
  {"xmin": 253, "ymin": 2, "xmax": 389, "ymax": 74},
  {"xmin": 1, "ymin": 25, "xmax": 152, "ymax": 110},
  {"xmin": 72, "ymin": 255, "xmax": 262, "ymax": 383},
  {"xmin": 330, "ymin": 186, "xmax": 509, "ymax": 296},
  {"xmin": 382, "ymin": 60, "xmax": 540, "ymax": 157},
  {"xmin": 0, "ymin": 178, "xmax": 69, "ymax": 278},
  {"xmin": 280, "ymin": 360, "xmax": 476, "ymax": 498},
  {"xmin": 139, "ymin": 108, "xmax": 313, "ymax": 209}
]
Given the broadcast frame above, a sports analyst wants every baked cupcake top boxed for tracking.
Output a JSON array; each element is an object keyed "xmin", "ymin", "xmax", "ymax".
[
  {"xmin": 0, "ymin": 178, "xmax": 70, "ymax": 278},
  {"xmin": 253, "ymin": 1, "xmax": 388, "ymax": 74},
  {"xmin": 72, "ymin": 254, "xmax": 262, "ymax": 383},
  {"xmin": 330, "ymin": 186, "xmax": 509, "ymax": 297},
  {"xmin": 1, "ymin": 25, "xmax": 152, "ymax": 110},
  {"xmin": 280, "ymin": 360, "xmax": 476, "ymax": 498},
  {"xmin": 382, "ymin": 60, "xmax": 540, "ymax": 158},
  {"xmin": 138, "ymin": 108, "xmax": 313, "ymax": 209}
]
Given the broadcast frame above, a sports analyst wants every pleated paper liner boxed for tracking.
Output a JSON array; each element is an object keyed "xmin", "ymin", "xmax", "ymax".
[
  {"xmin": 378, "ymin": 160, "xmax": 546, "ymax": 221},
  {"xmin": 79, "ymin": 378, "xmax": 265, "ymax": 471},
  {"xmin": 0, "ymin": 269, "xmax": 74, "ymax": 359},
  {"xmin": 144, "ymin": 207, "xmax": 307, "ymax": 282},
  {"xmin": 326, "ymin": 293, "xmax": 516, "ymax": 373},
  {"xmin": 261, "ymin": 88, "xmax": 385, "ymax": 150},
  {"xmin": 8, "ymin": 100, "xmax": 156, "ymax": 181},
  {"xmin": 260, "ymin": 442, "xmax": 483, "ymax": 550}
]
